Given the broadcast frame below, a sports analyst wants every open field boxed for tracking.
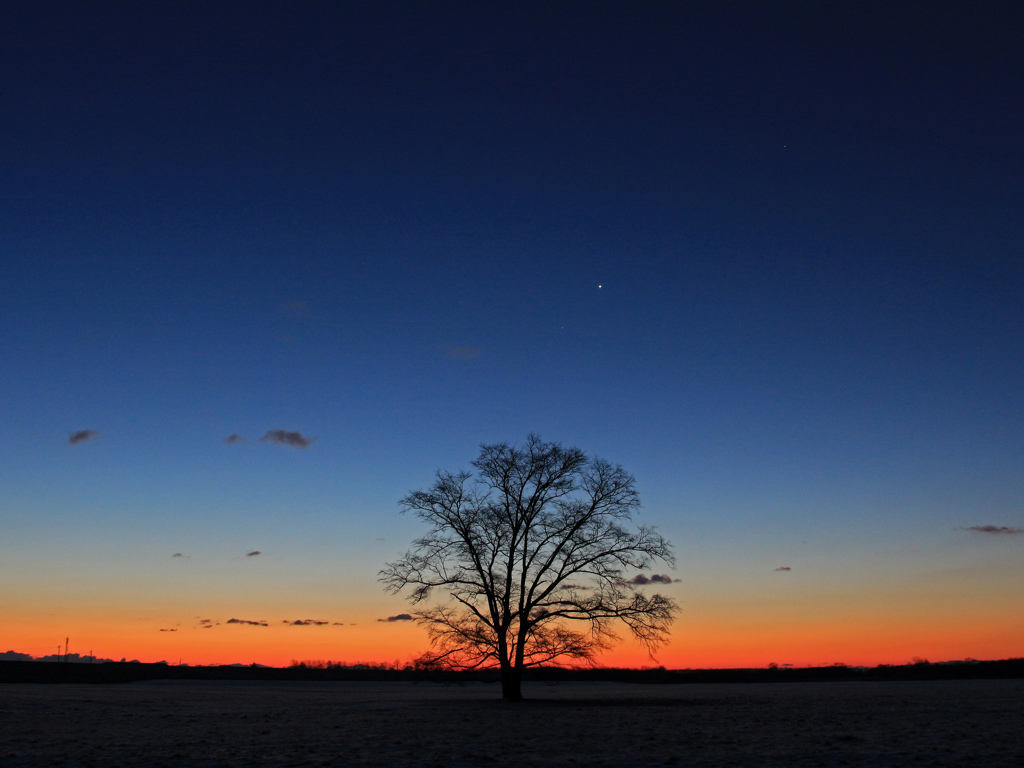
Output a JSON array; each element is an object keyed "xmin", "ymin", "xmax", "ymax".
[{"xmin": 2, "ymin": 679, "xmax": 1022, "ymax": 767}]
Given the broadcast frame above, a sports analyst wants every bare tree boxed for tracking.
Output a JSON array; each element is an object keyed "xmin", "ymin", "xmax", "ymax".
[{"xmin": 380, "ymin": 435, "xmax": 677, "ymax": 700}]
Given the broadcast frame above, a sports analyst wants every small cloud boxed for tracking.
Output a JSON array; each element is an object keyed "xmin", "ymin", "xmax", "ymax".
[
  {"xmin": 223, "ymin": 434, "xmax": 244, "ymax": 444},
  {"xmin": 375, "ymin": 537, "xmax": 386, "ymax": 542},
  {"xmin": 378, "ymin": 613, "xmax": 414, "ymax": 622},
  {"xmin": 332, "ymin": 622, "xmax": 346, "ymax": 626},
  {"xmin": 446, "ymin": 346, "xmax": 481, "ymax": 361},
  {"xmin": 775, "ymin": 566, "xmax": 792, "ymax": 571},
  {"xmin": 246, "ymin": 550, "xmax": 262, "ymax": 557},
  {"xmin": 283, "ymin": 619, "xmax": 330, "ymax": 626},
  {"xmin": 962, "ymin": 525, "xmax": 1024, "ymax": 535},
  {"xmin": 625, "ymin": 574, "xmax": 679, "ymax": 585},
  {"xmin": 260, "ymin": 429, "xmax": 313, "ymax": 448},
  {"xmin": 198, "ymin": 618, "xmax": 212, "ymax": 624},
  {"xmin": 281, "ymin": 300, "xmax": 316, "ymax": 320},
  {"xmin": 68, "ymin": 429, "xmax": 99, "ymax": 445},
  {"xmin": 226, "ymin": 618, "xmax": 268, "ymax": 627},
  {"xmin": 159, "ymin": 628, "xmax": 178, "ymax": 632}
]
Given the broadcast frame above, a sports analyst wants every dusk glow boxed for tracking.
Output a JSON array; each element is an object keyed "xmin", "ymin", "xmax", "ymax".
[{"xmin": 2, "ymin": 3, "xmax": 1021, "ymax": 671}]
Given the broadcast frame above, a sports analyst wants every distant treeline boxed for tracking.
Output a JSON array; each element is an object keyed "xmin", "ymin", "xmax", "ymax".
[{"xmin": 2, "ymin": 658, "xmax": 1023, "ymax": 685}]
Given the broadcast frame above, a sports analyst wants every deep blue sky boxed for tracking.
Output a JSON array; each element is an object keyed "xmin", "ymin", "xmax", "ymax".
[{"xmin": 2, "ymin": 2, "xmax": 1022, "ymax": 665}]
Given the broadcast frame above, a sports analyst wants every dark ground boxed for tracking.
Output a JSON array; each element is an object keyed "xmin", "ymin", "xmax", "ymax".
[
  {"xmin": 2, "ymin": 658, "xmax": 1022, "ymax": 685},
  {"xmin": 1, "ymin": 678, "xmax": 1023, "ymax": 767}
]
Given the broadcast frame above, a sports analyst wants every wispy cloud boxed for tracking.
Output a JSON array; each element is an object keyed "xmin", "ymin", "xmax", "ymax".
[
  {"xmin": 246, "ymin": 550, "xmax": 262, "ymax": 557},
  {"xmin": 68, "ymin": 429, "xmax": 99, "ymax": 445},
  {"xmin": 281, "ymin": 300, "xmax": 316, "ymax": 321},
  {"xmin": 962, "ymin": 525, "xmax": 1024, "ymax": 535},
  {"xmin": 624, "ymin": 573, "xmax": 679, "ymax": 585},
  {"xmin": 378, "ymin": 613, "xmax": 414, "ymax": 622},
  {"xmin": 197, "ymin": 616, "xmax": 345, "ymax": 629},
  {"xmin": 171, "ymin": 553, "xmax": 188, "ymax": 559},
  {"xmin": 223, "ymin": 434, "xmax": 244, "ymax": 444},
  {"xmin": 446, "ymin": 346, "xmax": 481, "ymax": 360},
  {"xmin": 159, "ymin": 628, "xmax": 178, "ymax": 632},
  {"xmin": 775, "ymin": 566, "xmax": 792, "ymax": 571},
  {"xmin": 260, "ymin": 429, "xmax": 313, "ymax": 448}
]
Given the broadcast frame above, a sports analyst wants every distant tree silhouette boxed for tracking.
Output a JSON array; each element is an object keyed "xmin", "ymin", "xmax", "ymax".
[{"xmin": 380, "ymin": 434, "xmax": 677, "ymax": 700}]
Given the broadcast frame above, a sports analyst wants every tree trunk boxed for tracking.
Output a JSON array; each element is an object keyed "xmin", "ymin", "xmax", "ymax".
[{"xmin": 500, "ymin": 662, "xmax": 523, "ymax": 701}]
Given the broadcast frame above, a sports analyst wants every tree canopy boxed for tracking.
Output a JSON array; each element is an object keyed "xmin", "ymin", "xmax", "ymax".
[{"xmin": 380, "ymin": 435, "xmax": 677, "ymax": 700}]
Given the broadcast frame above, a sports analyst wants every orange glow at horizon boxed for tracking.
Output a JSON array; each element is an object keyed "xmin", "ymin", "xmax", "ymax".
[
  {"xmin": 5, "ymin": 609, "xmax": 1021, "ymax": 669},
  {"xmin": 6, "ymin": 556, "xmax": 1020, "ymax": 669}
]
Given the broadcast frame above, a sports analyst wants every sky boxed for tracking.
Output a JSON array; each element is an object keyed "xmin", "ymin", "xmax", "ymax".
[{"xmin": 2, "ymin": 1, "xmax": 1022, "ymax": 669}]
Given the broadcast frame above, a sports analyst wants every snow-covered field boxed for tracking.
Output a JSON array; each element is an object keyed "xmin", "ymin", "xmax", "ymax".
[{"xmin": 1, "ymin": 678, "xmax": 1022, "ymax": 766}]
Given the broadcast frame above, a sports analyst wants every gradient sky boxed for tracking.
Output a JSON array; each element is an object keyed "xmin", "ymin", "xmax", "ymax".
[{"xmin": 2, "ymin": 2, "xmax": 1022, "ymax": 669}]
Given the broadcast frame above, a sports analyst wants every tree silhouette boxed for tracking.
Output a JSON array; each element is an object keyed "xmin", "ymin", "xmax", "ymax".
[{"xmin": 380, "ymin": 434, "xmax": 677, "ymax": 700}]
